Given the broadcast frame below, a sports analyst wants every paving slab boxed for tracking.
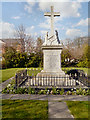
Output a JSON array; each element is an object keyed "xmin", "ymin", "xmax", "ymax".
[
  {"xmin": 0, "ymin": 77, "xmax": 14, "ymax": 92},
  {"xmin": 48, "ymin": 95, "xmax": 65, "ymax": 101},
  {"xmin": 64, "ymin": 95, "xmax": 89, "ymax": 101},
  {"xmin": 48, "ymin": 95, "xmax": 89, "ymax": 101},
  {"xmin": 2, "ymin": 94, "xmax": 13, "ymax": 99},
  {"xmin": 30, "ymin": 95, "xmax": 48, "ymax": 100},
  {"xmin": 11, "ymin": 94, "xmax": 30, "ymax": 100},
  {"xmin": 1, "ymin": 94, "xmax": 89, "ymax": 101},
  {"xmin": 48, "ymin": 101, "xmax": 74, "ymax": 119},
  {"xmin": 11, "ymin": 94, "xmax": 48, "ymax": 100}
]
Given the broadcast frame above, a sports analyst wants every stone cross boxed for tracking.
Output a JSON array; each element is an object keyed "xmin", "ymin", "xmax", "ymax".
[{"xmin": 44, "ymin": 6, "xmax": 60, "ymax": 36}]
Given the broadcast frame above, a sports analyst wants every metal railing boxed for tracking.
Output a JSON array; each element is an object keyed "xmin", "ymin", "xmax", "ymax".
[
  {"xmin": 27, "ymin": 75, "xmax": 88, "ymax": 88},
  {"xmin": 15, "ymin": 68, "xmax": 89, "ymax": 88},
  {"xmin": 15, "ymin": 69, "xmax": 28, "ymax": 89}
]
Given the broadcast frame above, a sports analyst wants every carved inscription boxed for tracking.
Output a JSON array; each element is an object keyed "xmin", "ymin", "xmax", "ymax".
[{"xmin": 45, "ymin": 54, "xmax": 59, "ymax": 70}]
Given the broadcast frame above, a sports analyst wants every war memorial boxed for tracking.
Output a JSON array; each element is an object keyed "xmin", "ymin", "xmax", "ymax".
[{"xmin": 38, "ymin": 6, "xmax": 65, "ymax": 77}]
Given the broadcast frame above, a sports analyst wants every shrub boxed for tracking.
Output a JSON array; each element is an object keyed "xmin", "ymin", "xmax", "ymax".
[
  {"xmin": 2, "ymin": 59, "xmax": 7, "ymax": 69},
  {"xmin": 44, "ymin": 88, "xmax": 48, "ymax": 94},
  {"xmin": 85, "ymin": 89, "xmax": 90, "ymax": 95},
  {"xmin": 28, "ymin": 87, "xmax": 34, "ymax": 94},
  {"xmin": 52, "ymin": 87, "xmax": 57, "ymax": 95},
  {"xmin": 31, "ymin": 90, "xmax": 35, "ymax": 94},
  {"xmin": 66, "ymin": 91, "xmax": 71, "ymax": 95},
  {"xmin": 38, "ymin": 90, "xmax": 44, "ymax": 95},
  {"xmin": 56, "ymin": 90, "xmax": 60, "ymax": 94},
  {"xmin": 60, "ymin": 88, "xmax": 64, "ymax": 95},
  {"xmin": 15, "ymin": 88, "xmax": 24, "ymax": 94}
]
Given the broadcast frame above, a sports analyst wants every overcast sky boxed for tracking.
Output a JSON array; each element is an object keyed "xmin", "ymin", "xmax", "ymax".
[{"xmin": 0, "ymin": 0, "xmax": 89, "ymax": 44}]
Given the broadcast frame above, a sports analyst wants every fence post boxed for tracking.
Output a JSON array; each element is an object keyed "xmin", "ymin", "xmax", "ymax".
[
  {"xmin": 46, "ymin": 76, "xmax": 47, "ymax": 86},
  {"xmin": 42, "ymin": 75, "xmax": 43, "ymax": 86},
  {"xmin": 51, "ymin": 75, "xmax": 52, "ymax": 86},
  {"xmin": 47, "ymin": 76, "xmax": 48, "ymax": 86},
  {"xmin": 65, "ymin": 75, "xmax": 67, "ymax": 87},
  {"xmin": 15, "ymin": 73, "xmax": 18, "ymax": 89},
  {"xmin": 54, "ymin": 76, "xmax": 55, "ymax": 86},
  {"xmin": 40, "ymin": 68, "xmax": 41, "ymax": 72},
  {"xmin": 26, "ymin": 68, "xmax": 27, "ymax": 76}
]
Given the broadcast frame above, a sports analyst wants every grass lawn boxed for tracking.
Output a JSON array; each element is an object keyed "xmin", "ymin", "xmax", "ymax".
[
  {"xmin": 1, "ymin": 67, "xmax": 89, "ymax": 83},
  {"xmin": 62, "ymin": 67, "xmax": 89, "ymax": 75},
  {"xmin": 1, "ymin": 68, "xmax": 25, "ymax": 83},
  {"xmin": 2, "ymin": 100, "xmax": 48, "ymax": 120},
  {"xmin": 1, "ymin": 68, "xmax": 42, "ymax": 83},
  {"xmin": 66, "ymin": 101, "xmax": 89, "ymax": 119}
]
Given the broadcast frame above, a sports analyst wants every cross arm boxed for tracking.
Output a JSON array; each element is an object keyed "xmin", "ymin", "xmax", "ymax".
[
  {"xmin": 44, "ymin": 12, "xmax": 60, "ymax": 17},
  {"xmin": 44, "ymin": 12, "xmax": 51, "ymax": 16},
  {"xmin": 54, "ymin": 12, "xmax": 60, "ymax": 16}
]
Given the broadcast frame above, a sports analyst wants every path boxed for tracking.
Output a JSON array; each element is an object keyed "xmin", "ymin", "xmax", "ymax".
[
  {"xmin": 1, "ymin": 94, "xmax": 89, "ymax": 119},
  {"xmin": 0, "ymin": 77, "xmax": 14, "ymax": 92},
  {"xmin": 1, "ymin": 94, "xmax": 89, "ymax": 101},
  {"xmin": 0, "ymin": 77, "xmax": 89, "ymax": 119},
  {"xmin": 48, "ymin": 101, "xmax": 74, "ymax": 119}
]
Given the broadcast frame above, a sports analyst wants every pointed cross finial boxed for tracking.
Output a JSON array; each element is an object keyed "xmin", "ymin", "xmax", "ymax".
[{"xmin": 44, "ymin": 6, "xmax": 60, "ymax": 36}]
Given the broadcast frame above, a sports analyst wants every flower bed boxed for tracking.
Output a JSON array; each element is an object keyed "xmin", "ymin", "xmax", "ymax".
[{"xmin": 2, "ymin": 80, "xmax": 90, "ymax": 95}]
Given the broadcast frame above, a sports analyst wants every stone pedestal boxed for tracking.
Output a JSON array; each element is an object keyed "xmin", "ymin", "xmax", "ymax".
[{"xmin": 37, "ymin": 45, "xmax": 65, "ymax": 77}]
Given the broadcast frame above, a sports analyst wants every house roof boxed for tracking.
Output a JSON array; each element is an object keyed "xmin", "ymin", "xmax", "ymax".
[
  {"xmin": 0, "ymin": 38, "xmax": 20, "ymax": 46},
  {"xmin": 0, "ymin": 40, "xmax": 5, "ymax": 44}
]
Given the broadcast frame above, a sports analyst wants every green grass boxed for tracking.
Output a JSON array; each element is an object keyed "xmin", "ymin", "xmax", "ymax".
[
  {"xmin": 66, "ymin": 101, "xmax": 89, "ymax": 119},
  {"xmin": 1, "ymin": 68, "xmax": 42, "ymax": 83},
  {"xmin": 1, "ymin": 68, "xmax": 25, "ymax": 83},
  {"xmin": 62, "ymin": 67, "xmax": 89, "ymax": 75},
  {"xmin": 2, "ymin": 100, "xmax": 48, "ymax": 120},
  {"xmin": 1, "ymin": 67, "xmax": 89, "ymax": 83},
  {"xmin": 2, "ymin": 100, "xmax": 89, "ymax": 120}
]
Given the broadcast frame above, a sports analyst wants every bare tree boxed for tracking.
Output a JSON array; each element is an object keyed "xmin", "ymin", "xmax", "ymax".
[
  {"xmin": 35, "ymin": 37, "xmax": 43, "ymax": 53},
  {"xmin": 15, "ymin": 24, "xmax": 26, "ymax": 53},
  {"xmin": 25, "ymin": 35, "xmax": 35, "ymax": 54},
  {"xmin": 15, "ymin": 24, "xmax": 36, "ymax": 54},
  {"xmin": 65, "ymin": 37, "xmax": 88, "ymax": 60}
]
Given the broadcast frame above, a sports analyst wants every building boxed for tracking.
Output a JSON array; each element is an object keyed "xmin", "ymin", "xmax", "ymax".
[{"xmin": 0, "ymin": 38, "xmax": 25, "ymax": 53}]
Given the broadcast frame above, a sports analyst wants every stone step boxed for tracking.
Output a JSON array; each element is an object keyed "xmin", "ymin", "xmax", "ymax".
[{"xmin": 48, "ymin": 101, "xmax": 74, "ymax": 119}]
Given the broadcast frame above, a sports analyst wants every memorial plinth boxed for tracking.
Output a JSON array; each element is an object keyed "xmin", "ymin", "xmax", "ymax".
[{"xmin": 37, "ymin": 45, "xmax": 65, "ymax": 77}]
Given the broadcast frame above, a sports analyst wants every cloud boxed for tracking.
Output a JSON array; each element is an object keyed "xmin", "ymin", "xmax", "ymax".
[
  {"xmin": 26, "ymin": 25, "xmax": 34, "ymax": 32},
  {"xmin": 38, "ymin": 2, "xmax": 81, "ymax": 18},
  {"xmin": 24, "ymin": 0, "xmax": 36, "ymax": 13},
  {"xmin": 39, "ymin": 16, "xmax": 61, "ymax": 29},
  {"xmin": 76, "ymin": 18, "xmax": 88, "ymax": 26},
  {"xmin": 30, "ymin": 26, "xmax": 35, "ymax": 29},
  {"xmin": 25, "ymin": 25, "xmax": 37, "ymax": 36},
  {"xmin": 76, "ymin": 0, "xmax": 89, "ymax": 2},
  {"xmin": 25, "ymin": 1, "xmax": 81, "ymax": 18},
  {"xmin": 0, "ymin": 21, "xmax": 37, "ymax": 39},
  {"xmin": 40, "ymin": 30, "xmax": 47, "ymax": 35},
  {"xmin": 25, "ymin": 0, "xmax": 88, "ymax": 2},
  {"xmin": 38, "ymin": 16, "xmax": 50, "ymax": 30},
  {"xmin": 0, "ymin": 22, "xmax": 15, "ymax": 39},
  {"xmin": 39, "ymin": 22, "xmax": 50, "ymax": 29},
  {"xmin": 66, "ymin": 28, "xmax": 83, "ymax": 38},
  {"xmin": 24, "ymin": 4, "xmax": 32, "ymax": 13},
  {"xmin": 12, "ymin": 16, "xmax": 21, "ymax": 20},
  {"xmin": 25, "ymin": 0, "xmax": 36, "ymax": 6}
]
